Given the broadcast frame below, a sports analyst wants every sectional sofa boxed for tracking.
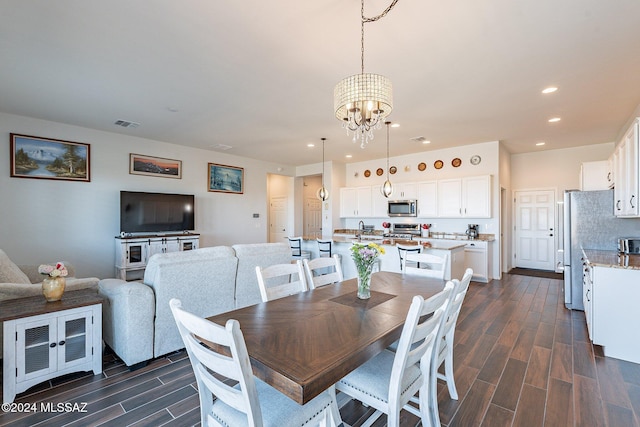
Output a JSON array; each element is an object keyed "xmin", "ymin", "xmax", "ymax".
[{"xmin": 98, "ymin": 242, "xmax": 292, "ymax": 367}]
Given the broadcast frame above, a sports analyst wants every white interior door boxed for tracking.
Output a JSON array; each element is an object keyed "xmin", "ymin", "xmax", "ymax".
[
  {"xmin": 514, "ymin": 190, "xmax": 555, "ymax": 270},
  {"xmin": 269, "ymin": 196, "xmax": 288, "ymax": 243},
  {"xmin": 304, "ymin": 197, "xmax": 322, "ymax": 238}
]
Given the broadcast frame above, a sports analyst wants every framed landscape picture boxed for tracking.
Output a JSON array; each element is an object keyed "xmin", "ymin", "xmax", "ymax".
[
  {"xmin": 10, "ymin": 134, "xmax": 90, "ymax": 182},
  {"xmin": 208, "ymin": 163, "xmax": 243, "ymax": 194},
  {"xmin": 130, "ymin": 153, "xmax": 182, "ymax": 179}
]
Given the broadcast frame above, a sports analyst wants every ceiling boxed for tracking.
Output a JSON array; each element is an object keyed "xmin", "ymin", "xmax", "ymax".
[{"xmin": 1, "ymin": 0, "xmax": 640, "ymax": 167}]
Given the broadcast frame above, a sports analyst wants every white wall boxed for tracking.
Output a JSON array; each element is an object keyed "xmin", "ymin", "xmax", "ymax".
[{"xmin": 0, "ymin": 112, "xmax": 290, "ymax": 279}]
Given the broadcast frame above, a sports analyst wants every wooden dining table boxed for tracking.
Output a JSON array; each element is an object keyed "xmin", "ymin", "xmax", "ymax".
[{"xmin": 207, "ymin": 271, "xmax": 446, "ymax": 405}]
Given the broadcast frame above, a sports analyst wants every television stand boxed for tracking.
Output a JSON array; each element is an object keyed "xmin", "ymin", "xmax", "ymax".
[{"xmin": 114, "ymin": 233, "xmax": 200, "ymax": 280}]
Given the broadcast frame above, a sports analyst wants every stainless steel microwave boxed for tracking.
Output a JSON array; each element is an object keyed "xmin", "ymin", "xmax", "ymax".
[{"xmin": 387, "ymin": 200, "xmax": 417, "ymax": 217}]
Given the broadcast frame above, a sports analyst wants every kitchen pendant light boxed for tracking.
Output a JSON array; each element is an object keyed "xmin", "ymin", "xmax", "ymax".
[
  {"xmin": 334, "ymin": 0, "xmax": 398, "ymax": 148},
  {"xmin": 316, "ymin": 138, "xmax": 330, "ymax": 201},
  {"xmin": 382, "ymin": 121, "xmax": 393, "ymax": 198}
]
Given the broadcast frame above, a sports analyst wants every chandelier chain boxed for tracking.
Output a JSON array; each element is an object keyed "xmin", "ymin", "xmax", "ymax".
[{"xmin": 360, "ymin": 0, "xmax": 399, "ymax": 74}]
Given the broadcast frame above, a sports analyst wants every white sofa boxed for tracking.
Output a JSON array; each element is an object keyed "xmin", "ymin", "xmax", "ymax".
[{"xmin": 98, "ymin": 242, "xmax": 292, "ymax": 368}]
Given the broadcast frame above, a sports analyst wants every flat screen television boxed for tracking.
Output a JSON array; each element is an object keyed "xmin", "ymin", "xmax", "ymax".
[{"xmin": 120, "ymin": 191, "xmax": 195, "ymax": 233}]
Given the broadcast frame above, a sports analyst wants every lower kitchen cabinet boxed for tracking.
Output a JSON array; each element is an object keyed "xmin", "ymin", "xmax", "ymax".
[
  {"xmin": 463, "ymin": 240, "xmax": 491, "ymax": 282},
  {"xmin": 587, "ymin": 263, "xmax": 640, "ymax": 364}
]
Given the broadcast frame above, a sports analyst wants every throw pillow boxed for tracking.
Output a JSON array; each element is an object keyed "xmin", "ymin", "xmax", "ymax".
[{"xmin": 0, "ymin": 249, "xmax": 31, "ymax": 284}]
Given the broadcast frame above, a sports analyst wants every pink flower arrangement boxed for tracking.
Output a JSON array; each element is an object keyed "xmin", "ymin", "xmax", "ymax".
[
  {"xmin": 38, "ymin": 262, "xmax": 68, "ymax": 278},
  {"xmin": 422, "ymin": 223, "xmax": 431, "ymax": 230},
  {"xmin": 382, "ymin": 222, "xmax": 391, "ymax": 229}
]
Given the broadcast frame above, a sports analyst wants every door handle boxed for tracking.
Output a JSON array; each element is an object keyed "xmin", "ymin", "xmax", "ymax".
[{"xmin": 549, "ymin": 234, "xmax": 553, "ymax": 237}]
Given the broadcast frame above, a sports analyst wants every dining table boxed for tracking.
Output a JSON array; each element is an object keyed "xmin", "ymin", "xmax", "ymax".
[{"xmin": 206, "ymin": 271, "xmax": 447, "ymax": 405}]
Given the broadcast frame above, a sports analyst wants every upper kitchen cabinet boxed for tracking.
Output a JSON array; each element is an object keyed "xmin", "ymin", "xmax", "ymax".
[
  {"xmin": 437, "ymin": 175, "xmax": 492, "ymax": 218},
  {"xmin": 613, "ymin": 118, "xmax": 639, "ymax": 217},
  {"xmin": 417, "ymin": 181, "xmax": 438, "ymax": 217},
  {"xmin": 580, "ymin": 161, "xmax": 609, "ymax": 191},
  {"xmin": 340, "ymin": 186, "xmax": 373, "ymax": 218},
  {"xmin": 371, "ymin": 185, "xmax": 389, "ymax": 217},
  {"xmin": 392, "ymin": 182, "xmax": 417, "ymax": 200}
]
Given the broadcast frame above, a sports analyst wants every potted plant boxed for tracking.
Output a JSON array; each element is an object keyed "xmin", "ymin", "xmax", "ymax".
[{"xmin": 421, "ymin": 223, "xmax": 431, "ymax": 238}]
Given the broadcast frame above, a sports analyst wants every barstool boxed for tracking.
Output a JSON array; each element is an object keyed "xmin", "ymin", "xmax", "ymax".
[
  {"xmin": 287, "ymin": 237, "xmax": 311, "ymax": 260},
  {"xmin": 317, "ymin": 239, "xmax": 333, "ymax": 257},
  {"xmin": 396, "ymin": 243, "xmax": 421, "ymax": 270}
]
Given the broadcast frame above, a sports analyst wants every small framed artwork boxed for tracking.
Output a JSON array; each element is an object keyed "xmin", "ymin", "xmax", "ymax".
[
  {"xmin": 130, "ymin": 153, "xmax": 182, "ymax": 179},
  {"xmin": 10, "ymin": 133, "xmax": 90, "ymax": 182},
  {"xmin": 208, "ymin": 163, "xmax": 244, "ymax": 194}
]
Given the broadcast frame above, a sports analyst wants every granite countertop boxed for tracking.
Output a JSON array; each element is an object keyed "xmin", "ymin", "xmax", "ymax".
[
  {"xmin": 331, "ymin": 236, "xmax": 466, "ymax": 250},
  {"xmin": 583, "ymin": 249, "xmax": 640, "ymax": 270}
]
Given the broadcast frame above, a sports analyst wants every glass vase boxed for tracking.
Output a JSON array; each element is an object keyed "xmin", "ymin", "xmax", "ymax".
[
  {"xmin": 357, "ymin": 269, "xmax": 372, "ymax": 299},
  {"xmin": 42, "ymin": 276, "xmax": 66, "ymax": 302}
]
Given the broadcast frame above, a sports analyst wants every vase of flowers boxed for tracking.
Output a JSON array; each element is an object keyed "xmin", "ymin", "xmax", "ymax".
[
  {"xmin": 421, "ymin": 223, "xmax": 431, "ymax": 238},
  {"xmin": 350, "ymin": 242, "xmax": 385, "ymax": 299},
  {"xmin": 382, "ymin": 221, "xmax": 391, "ymax": 234},
  {"xmin": 39, "ymin": 262, "xmax": 68, "ymax": 302}
]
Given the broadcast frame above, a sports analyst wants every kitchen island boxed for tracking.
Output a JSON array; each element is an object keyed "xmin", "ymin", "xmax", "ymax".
[{"xmin": 303, "ymin": 236, "xmax": 466, "ymax": 281}]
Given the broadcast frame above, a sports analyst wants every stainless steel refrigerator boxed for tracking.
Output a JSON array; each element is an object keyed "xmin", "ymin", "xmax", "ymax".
[{"xmin": 562, "ymin": 189, "xmax": 640, "ymax": 309}]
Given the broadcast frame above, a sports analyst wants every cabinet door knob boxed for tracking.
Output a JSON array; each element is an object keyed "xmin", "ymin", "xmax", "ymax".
[
  {"xmin": 58, "ymin": 340, "xmax": 65, "ymax": 346},
  {"xmin": 49, "ymin": 343, "xmax": 56, "ymax": 348}
]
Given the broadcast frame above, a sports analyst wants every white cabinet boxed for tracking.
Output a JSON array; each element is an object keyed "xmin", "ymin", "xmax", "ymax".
[
  {"xmin": 339, "ymin": 186, "xmax": 372, "ymax": 217},
  {"xmin": 371, "ymin": 187, "xmax": 389, "ymax": 217},
  {"xmin": 606, "ymin": 155, "xmax": 614, "ymax": 189},
  {"xmin": 582, "ymin": 260, "xmax": 593, "ymax": 340},
  {"xmin": 614, "ymin": 118, "xmax": 639, "ymax": 217},
  {"xmin": 417, "ymin": 181, "xmax": 438, "ymax": 217},
  {"xmin": 393, "ymin": 182, "xmax": 417, "ymax": 200},
  {"xmin": 585, "ymin": 263, "xmax": 640, "ymax": 364},
  {"xmin": 2, "ymin": 291, "xmax": 103, "ymax": 403},
  {"xmin": 464, "ymin": 240, "xmax": 491, "ymax": 283},
  {"xmin": 115, "ymin": 234, "xmax": 200, "ymax": 280},
  {"xmin": 579, "ymin": 161, "xmax": 609, "ymax": 191},
  {"xmin": 437, "ymin": 175, "xmax": 491, "ymax": 218}
]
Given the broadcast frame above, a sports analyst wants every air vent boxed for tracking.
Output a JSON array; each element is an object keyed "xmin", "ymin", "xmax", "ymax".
[
  {"xmin": 410, "ymin": 136, "xmax": 428, "ymax": 143},
  {"xmin": 114, "ymin": 120, "xmax": 140, "ymax": 128},
  {"xmin": 211, "ymin": 144, "xmax": 233, "ymax": 151}
]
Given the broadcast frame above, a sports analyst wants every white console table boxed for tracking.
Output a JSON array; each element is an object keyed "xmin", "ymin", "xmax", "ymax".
[{"xmin": 115, "ymin": 233, "xmax": 200, "ymax": 280}]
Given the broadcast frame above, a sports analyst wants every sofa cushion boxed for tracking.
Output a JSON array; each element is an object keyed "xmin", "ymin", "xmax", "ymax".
[{"xmin": 0, "ymin": 249, "xmax": 30, "ymax": 284}]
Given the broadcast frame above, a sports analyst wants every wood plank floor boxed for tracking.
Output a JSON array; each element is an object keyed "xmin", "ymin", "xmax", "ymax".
[{"xmin": 2, "ymin": 273, "xmax": 639, "ymax": 426}]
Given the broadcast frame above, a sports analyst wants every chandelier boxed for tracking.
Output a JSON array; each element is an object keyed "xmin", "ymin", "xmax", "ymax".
[
  {"xmin": 334, "ymin": 0, "xmax": 398, "ymax": 148},
  {"xmin": 316, "ymin": 138, "xmax": 330, "ymax": 201},
  {"xmin": 381, "ymin": 121, "xmax": 393, "ymax": 198}
]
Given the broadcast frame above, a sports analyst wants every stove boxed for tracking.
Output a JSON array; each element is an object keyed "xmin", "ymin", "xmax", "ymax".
[{"xmin": 384, "ymin": 223, "xmax": 421, "ymax": 239}]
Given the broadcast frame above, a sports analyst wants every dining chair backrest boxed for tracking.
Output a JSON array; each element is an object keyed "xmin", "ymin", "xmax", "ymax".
[
  {"xmin": 316, "ymin": 239, "xmax": 333, "ymax": 257},
  {"xmin": 303, "ymin": 255, "xmax": 343, "ymax": 289},
  {"xmin": 169, "ymin": 299, "xmax": 263, "ymax": 426},
  {"xmin": 429, "ymin": 267, "xmax": 473, "ymax": 427},
  {"xmin": 287, "ymin": 237, "xmax": 311, "ymax": 260},
  {"xmin": 396, "ymin": 243, "xmax": 421, "ymax": 270},
  {"xmin": 255, "ymin": 260, "xmax": 307, "ymax": 302},
  {"xmin": 403, "ymin": 252, "xmax": 449, "ymax": 280}
]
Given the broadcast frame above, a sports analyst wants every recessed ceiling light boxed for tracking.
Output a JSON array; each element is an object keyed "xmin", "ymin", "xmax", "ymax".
[
  {"xmin": 345, "ymin": 154, "xmax": 352, "ymax": 158},
  {"xmin": 542, "ymin": 87, "xmax": 558, "ymax": 94},
  {"xmin": 536, "ymin": 142, "xmax": 546, "ymax": 146},
  {"xmin": 422, "ymin": 140, "xmax": 431, "ymax": 145},
  {"xmin": 548, "ymin": 117, "xmax": 561, "ymax": 123},
  {"xmin": 307, "ymin": 143, "xmax": 315, "ymax": 148},
  {"xmin": 391, "ymin": 123, "xmax": 400, "ymax": 128}
]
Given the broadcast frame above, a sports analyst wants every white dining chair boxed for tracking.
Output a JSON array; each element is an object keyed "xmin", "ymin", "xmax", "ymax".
[
  {"xmin": 303, "ymin": 255, "xmax": 343, "ymax": 289},
  {"xmin": 402, "ymin": 252, "xmax": 449, "ymax": 280},
  {"xmin": 396, "ymin": 243, "xmax": 421, "ymax": 270},
  {"xmin": 169, "ymin": 299, "xmax": 341, "ymax": 427},
  {"xmin": 429, "ymin": 267, "xmax": 473, "ymax": 427},
  {"xmin": 255, "ymin": 260, "xmax": 307, "ymax": 302},
  {"xmin": 287, "ymin": 236, "xmax": 311, "ymax": 260},
  {"xmin": 335, "ymin": 282, "xmax": 454, "ymax": 427}
]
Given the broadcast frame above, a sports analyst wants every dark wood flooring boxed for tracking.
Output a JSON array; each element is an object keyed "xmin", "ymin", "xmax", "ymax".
[{"xmin": 1, "ymin": 273, "xmax": 639, "ymax": 426}]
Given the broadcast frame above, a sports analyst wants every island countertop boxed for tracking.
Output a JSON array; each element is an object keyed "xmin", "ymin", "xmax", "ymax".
[
  {"xmin": 582, "ymin": 249, "xmax": 640, "ymax": 270},
  {"xmin": 331, "ymin": 236, "xmax": 467, "ymax": 250}
]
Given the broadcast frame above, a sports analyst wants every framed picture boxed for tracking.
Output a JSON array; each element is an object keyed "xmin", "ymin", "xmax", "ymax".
[
  {"xmin": 10, "ymin": 133, "xmax": 90, "ymax": 182},
  {"xmin": 208, "ymin": 163, "xmax": 244, "ymax": 194},
  {"xmin": 130, "ymin": 153, "xmax": 182, "ymax": 179}
]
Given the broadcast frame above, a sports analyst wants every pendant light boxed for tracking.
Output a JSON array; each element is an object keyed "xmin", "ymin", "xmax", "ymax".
[
  {"xmin": 316, "ymin": 138, "xmax": 330, "ymax": 201},
  {"xmin": 382, "ymin": 121, "xmax": 393, "ymax": 198}
]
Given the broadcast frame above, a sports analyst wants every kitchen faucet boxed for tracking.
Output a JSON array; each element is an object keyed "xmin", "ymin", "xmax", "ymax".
[{"xmin": 357, "ymin": 220, "xmax": 365, "ymax": 240}]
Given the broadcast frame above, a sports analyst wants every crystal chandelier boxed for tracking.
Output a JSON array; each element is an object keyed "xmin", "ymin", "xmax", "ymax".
[
  {"xmin": 381, "ymin": 121, "xmax": 393, "ymax": 198},
  {"xmin": 316, "ymin": 138, "xmax": 330, "ymax": 201},
  {"xmin": 334, "ymin": 0, "xmax": 398, "ymax": 148}
]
